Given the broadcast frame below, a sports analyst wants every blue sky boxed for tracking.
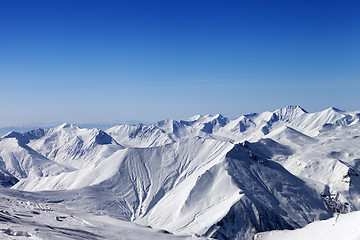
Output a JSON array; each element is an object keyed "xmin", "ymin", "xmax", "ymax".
[{"xmin": 0, "ymin": 0, "xmax": 359, "ymax": 127}]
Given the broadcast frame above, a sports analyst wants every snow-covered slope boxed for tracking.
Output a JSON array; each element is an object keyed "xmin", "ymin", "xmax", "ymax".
[
  {"xmin": 254, "ymin": 211, "xmax": 360, "ymax": 240},
  {"xmin": 0, "ymin": 133, "xmax": 74, "ymax": 180},
  {"xmin": 107, "ymin": 124, "xmax": 175, "ymax": 148},
  {"xmin": 0, "ymin": 106, "xmax": 359, "ymax": 240},
  {"xmin": 25, "ymin": 123, "xmax": 124, "ymax": 168},
  {"xmin": 11, "ymin": 137, "xmax": 333, "ymax": 239},
  {"xmin": 0, "ymin": 188, "xmax": 205, "ymax": 240}
]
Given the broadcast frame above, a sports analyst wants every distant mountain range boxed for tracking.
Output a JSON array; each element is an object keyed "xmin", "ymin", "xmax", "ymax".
[{"xmin": 0, "ymin": 106, "xmax": 359, "ymax": 240}]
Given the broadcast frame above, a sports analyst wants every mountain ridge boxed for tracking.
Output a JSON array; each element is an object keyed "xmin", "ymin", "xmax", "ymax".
[{"xmin": 0, "ymin": 106, "xmax": 359, "ymax": 240}]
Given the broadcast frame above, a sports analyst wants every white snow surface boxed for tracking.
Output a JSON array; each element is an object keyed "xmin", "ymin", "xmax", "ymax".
[
  {"xmin": 0, "ymin": 189, "xmax": 205, "ymax": 240},
  {"xmin": 0, "ymin": 106, "xmax": 359, "ymax": 240},
  {"xmin": 254, "ymin": 211, "xmax": 360, "ymax": 240}
]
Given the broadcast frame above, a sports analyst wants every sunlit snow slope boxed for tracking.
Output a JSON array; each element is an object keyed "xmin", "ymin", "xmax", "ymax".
[
  {"xmin": 0, "ymin": 106, "xmax": 359, "ymax": 240},
  {"xmin": 254, "ymin": 211, "xmax": 360, "ymax": 240},
  {"xmin": 0, "ymin": 188, "xmax": 205, "ymax": 240}
]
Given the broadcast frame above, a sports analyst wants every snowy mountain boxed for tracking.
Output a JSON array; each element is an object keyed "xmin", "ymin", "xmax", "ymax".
[
  {"xmin": 0, "ymin": 106, "xmax": 359, "ymax": 240},
  {"xmin": 0, "ymin": 132, "xmax": 74, "ymax": 179},
  {"xmin": 25, "ymin": 123, "xmax": 124, "ymax": 168},
  {"xmin": 254, "ymin": 210, "xmax": 360, "ymax": 240}
]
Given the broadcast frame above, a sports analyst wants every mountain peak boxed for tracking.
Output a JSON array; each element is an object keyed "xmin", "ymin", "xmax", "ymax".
[
  {"xmin": 269, "ymin": 106, "xmax": 308, "ymax": 123},
  {"xmin": 2, "ymin": 131, "xmax": 20, "ymax": 138},
  {"xmin": 57, "ymin": 122, "xmax": 80, "ymax": 130},
  {"xmin": 327, "ymin": 107, "xmax": 344, "ymax": 113},
  {"xmin": 188, "ymin": 114, "xmax": 203, "ymax": 121},
  {"xmin": 94, "ymin": 130, "xmax": 114, "ymax": 145},
  {"xmin": 283, "ymin": 105, "xmax": 308, "ymax": 113},
  {"xmin": 214, "ymin": 113, "xmax": 224, "ymax": 118},
  {"xmin": 187, "ymin": 113, "xmax": 226, "ymax": 123}
]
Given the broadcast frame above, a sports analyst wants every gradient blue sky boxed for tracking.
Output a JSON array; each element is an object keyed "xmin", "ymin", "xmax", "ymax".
[{"xmin": 1, "ymin": 0, "xmax": 359, "ymax": 127}]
